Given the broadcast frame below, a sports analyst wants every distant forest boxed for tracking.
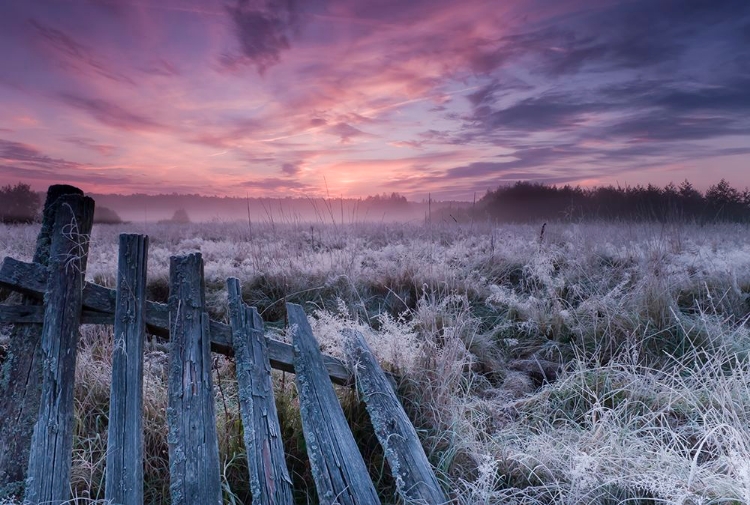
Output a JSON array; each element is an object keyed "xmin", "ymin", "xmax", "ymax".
[
  {"xmin": 2, "ymin": 179, "xmax": 750, "ymax": 224},
  {"xmin": 475, "ymin": 179, "xmax": 750, "ymax": 223}
]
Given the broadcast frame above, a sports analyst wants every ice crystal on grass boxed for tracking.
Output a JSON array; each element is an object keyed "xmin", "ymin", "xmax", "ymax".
[{"xmin": 2, "ymin": 220, "xmax": 750, "ymax": 504}]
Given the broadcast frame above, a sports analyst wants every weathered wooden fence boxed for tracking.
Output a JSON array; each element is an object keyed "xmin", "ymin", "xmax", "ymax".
[{"xmin": 0, "ymin": 186, "xmax": 447, "ymax": 505}]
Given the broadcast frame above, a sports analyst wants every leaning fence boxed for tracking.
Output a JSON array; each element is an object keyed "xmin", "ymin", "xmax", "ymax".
[{"xmin": 0, "ymin": 185, "xmax": 447, "ymax": 505}]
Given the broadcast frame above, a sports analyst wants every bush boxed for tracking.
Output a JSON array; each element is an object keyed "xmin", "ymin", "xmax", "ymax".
[
  {"xmin": 167, "ymin": 208, "xmax": 190, "ymax": 224},
  {"xmin": 0, "ymin": 183, "xmax": 41, "ymax": 223},
  {"xmin": 93, "ymin": 206, "xmax": 123, "ymax": 224}
]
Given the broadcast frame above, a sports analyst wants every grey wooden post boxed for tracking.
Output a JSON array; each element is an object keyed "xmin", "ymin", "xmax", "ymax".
[
  {"xmin": 167, "ymin": 253, "xmax": 222, "ymax": 505},
  {"xmin": 105, "ymin": 234, "xmax": 149, "ymax": 505},
  {"xmin": 286, "ymin": 303, "xmax": 380, "ymax": 505},
  {"xmin": 227, "ymin": 278, "xmax": 293, "ymax": 505},
  {"xmin": 344, "ymin": 329, "xmax": 447, "ymax": 504},
  {"xmin": 24, "ymin": 193, "xmax": 95, "ymax": 504},
  {"xmin": 0, "ymin": 185, "xmax": 83, "ymax": 498}
]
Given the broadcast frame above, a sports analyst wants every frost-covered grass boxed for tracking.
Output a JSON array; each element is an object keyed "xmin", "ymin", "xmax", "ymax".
[{"xmin": 1, "ymin": 220, "xmax": 750, "ymax": 504}]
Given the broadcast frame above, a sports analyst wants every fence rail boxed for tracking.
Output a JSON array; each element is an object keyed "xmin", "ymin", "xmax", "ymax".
[
  {"xmin": 0, "ymin": 184, "xmax": 447, "ymax": 505},
  {"xmin": 0, "ymin": 256, "xmax": 350, "ymax": 385}
]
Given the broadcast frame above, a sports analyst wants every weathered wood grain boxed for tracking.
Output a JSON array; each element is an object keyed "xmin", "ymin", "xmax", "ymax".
[
  {"xmin": 0, "ymin": 185, "xmax": 83, "ymax": 498},
  {"xmin": 0, "ymin": 257, "xmax": 352, "ymax": 385},
  {"xmin": 0, "ymin": 305, "xmax": 111, "ymax": 325},
  {"xmin": 167, "ymin": 253, "xmax": 222, "ymax": 505},
  {"xmin": 105, "ymin": 234, "xmax": 149, "ymax": 505},
  {"xmin": 227, "ymin": 278, "xmax": 293, "ymax": 505},
  {"xmin": 25, "ymin": 194, "xmax": 95, "ymax": 504},
  {"xmin": 344, "ymin": 329, "xmax": 448, "ymax": 504},
  {"xmin": 287, "ymin": 303, "xmax": 380, "ymax": 505}
]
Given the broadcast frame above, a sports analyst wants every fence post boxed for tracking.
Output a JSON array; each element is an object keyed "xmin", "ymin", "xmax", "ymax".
[
  {"xmin": 286, "ymin": 303, "xmax": 380, "ymax": 505},
  {"xmin": 344, "ymin": 329, "xmax": 447, "ymax": 504},
  {"xmin": 105, "ymin": 234, "xmax": 149, "ymax": 505},
  {"xmin": 24, "ymin": 193, "xmax": 95, "ymax": 504},
  {"xmin": 167, "ymin": 253, "xmax": 222, "ymax": 505},
  {"xmin": 0, "ymin": 185, "xmax": 83, "ymax": 498},
  {"xmin": 227, "ymin": 278, "xmax": 293, "ymax": 505}
]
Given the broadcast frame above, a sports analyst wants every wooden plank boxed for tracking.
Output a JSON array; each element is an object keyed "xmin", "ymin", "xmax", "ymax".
[
  {"xmin": 105, "ymin": 234, "xmax": 149, "ymax": 505},
  {"xmin": 227, "ymin": 278, "xmax": 293, "ymax": 505},
  {"xmin": 25, "ymin": 194, "xmax": 95, "ymax": 504},
  {"xmin": 0, "ymin": 185, "xmax": 83, "ymax": 498},
  {"xmin": 344, "ymin": 329, "xmax": 447, "ymax": 504},
  {"xmin": 0, "ymin": 305, "xmax": 111, "ymax": 325},
  {"xmin": 0, "ymin": 258, "xmax": 352, "ymax": 385},
  {"xmin": 167, "ymin": 253, "xmax": 222, "ymax": 505},
  {"xmin": 287, "ymin": 303, "xmax": 380, "ymax": 505}
]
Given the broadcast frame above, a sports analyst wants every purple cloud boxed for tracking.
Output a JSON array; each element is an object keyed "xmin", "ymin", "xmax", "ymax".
[
  {"xmin": 58, "ymin": 94, "xmax": 167, "ymax": 132},
  {"xmin": 29, "ymin": 19, "xmax": 136, "ymax": 85}
]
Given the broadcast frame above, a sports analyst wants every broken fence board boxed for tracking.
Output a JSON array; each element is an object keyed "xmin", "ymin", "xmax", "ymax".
[
  {"xmin": 167, "ymin": 253, "xmax": 222, "ymax": 505},
  {"xmin": 227, "ymin": 278, "xmax": 293, "ymax": 505},
  {"xmin": 287, "ymin": 303, "xmax": 380, "ymax": 505},
  {"xmin": 25, "ymin": 194, "xmax": 95, "ymax": 504},
  {"xmin": 344, "ymin": 329, "xmax": 447, "ymax": 505},
  {"xmin": 0, "ymin": 257, "xmax": 351, "ymax": 385},
  {"xmin": 105, "ymin": 234, "xmax": 148, "ymax": 505}
]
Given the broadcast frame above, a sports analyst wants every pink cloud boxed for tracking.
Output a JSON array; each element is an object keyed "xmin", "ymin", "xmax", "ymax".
[{"xmin": 58, "ymin": 94, "xmax": 167, "ymax": 132}]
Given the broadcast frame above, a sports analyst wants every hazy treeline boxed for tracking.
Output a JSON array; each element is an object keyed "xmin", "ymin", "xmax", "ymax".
[
  {"xmin": 3, "ymin": 179, "xmax": 750, "ymax": 224},
  {"xmin": 0, "ymin": 182, "xmax": 125, "ymax": 224},
  {"xmin": 477, "ymin": 179, "xmax": 750, "ymax": 223},
  {"xmin": 90, "ymin": 191, "xmax": 424, "ymax": 223},
  {"xmin": 0, "ymin": 185, "xmax": 445, "ymax": 224}
]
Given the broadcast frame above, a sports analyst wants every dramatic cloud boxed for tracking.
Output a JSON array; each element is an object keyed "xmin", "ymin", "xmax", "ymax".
[
  {"xmin": 0, "ymin": 0, "xmax": 748, "ymax": 198},
  {"xmin": 221, "ymin": 0, "xmax": 302, "ymax": 73}
]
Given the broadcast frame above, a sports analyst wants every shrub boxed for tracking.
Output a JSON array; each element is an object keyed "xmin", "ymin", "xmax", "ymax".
[{"xmin": 0, "ymin": 183, "xmax": 41, "ymax": 223}]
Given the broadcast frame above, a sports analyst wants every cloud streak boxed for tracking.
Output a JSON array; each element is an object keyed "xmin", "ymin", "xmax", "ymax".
[
  {"xmin": 58, "ymin": 94, "xmax": 167, "ymax": 132},
  {"xmin": 29, "ymin": 19, "xmax": 136, "ymax": 85}
]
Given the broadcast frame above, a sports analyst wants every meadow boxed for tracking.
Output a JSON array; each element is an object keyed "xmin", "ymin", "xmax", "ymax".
[{"xmin": 1, "ymin": 219, "xmax": 750, "ymax": 504}]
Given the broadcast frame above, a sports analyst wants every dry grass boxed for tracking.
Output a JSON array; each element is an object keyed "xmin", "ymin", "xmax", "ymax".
[{"xmin": 1, "ymin": 219, "xmax": 749, "ymax": 504}]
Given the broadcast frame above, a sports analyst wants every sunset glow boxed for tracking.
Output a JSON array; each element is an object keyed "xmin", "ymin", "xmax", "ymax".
[{"xmin": 1, "ymin": 0, "xmax": 749, "ymax": 199}]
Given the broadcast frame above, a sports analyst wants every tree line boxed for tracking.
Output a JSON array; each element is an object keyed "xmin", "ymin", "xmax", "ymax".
[
  {"xmin": 477, "ymin": 179, "xmax": 750, "ymax": 223},
  {"xmin": 0, "ymin": 183, "xmax": 123, "ymax": 224},
  {"xmin": 3, "ymin": 179, "xmax": 750, "ymax": 224}
]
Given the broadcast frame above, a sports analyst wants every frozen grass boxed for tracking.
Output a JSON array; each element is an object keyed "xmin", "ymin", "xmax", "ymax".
[{"xmin": 1, "ymin": 220, "xmax": 749, "ymax": 504}]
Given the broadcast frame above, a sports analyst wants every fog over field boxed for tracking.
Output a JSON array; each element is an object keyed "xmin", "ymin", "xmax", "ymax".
[{"xmin": 86, "ymin": 192, "xmax": 464, "ymax": 224}]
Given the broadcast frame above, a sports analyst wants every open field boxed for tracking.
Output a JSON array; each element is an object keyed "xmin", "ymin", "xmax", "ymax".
[{"xmin": 2, "ymin": 220, "xmax": 750, "ymax": 504}]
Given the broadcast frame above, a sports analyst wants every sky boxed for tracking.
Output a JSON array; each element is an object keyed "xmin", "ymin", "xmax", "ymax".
[{"xmin": 0, "ymin": 0, "xmax": 749, "ymax": 200}]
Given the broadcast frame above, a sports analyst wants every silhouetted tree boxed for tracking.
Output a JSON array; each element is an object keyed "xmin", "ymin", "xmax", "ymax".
[
  {"xmin": 0, "ymin": 182, "xmax": 41, "ymax": 223},
  {"xmin": 364, "ymin": 192, "xmax": 409, "ymax": 206},
  {"xmin": 706, "ymin": 179, "xmax": 744, "ymax": 221},
  {"xmin": 170, "ymin": 208, "xmax": 190, "ymax": 224}
]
